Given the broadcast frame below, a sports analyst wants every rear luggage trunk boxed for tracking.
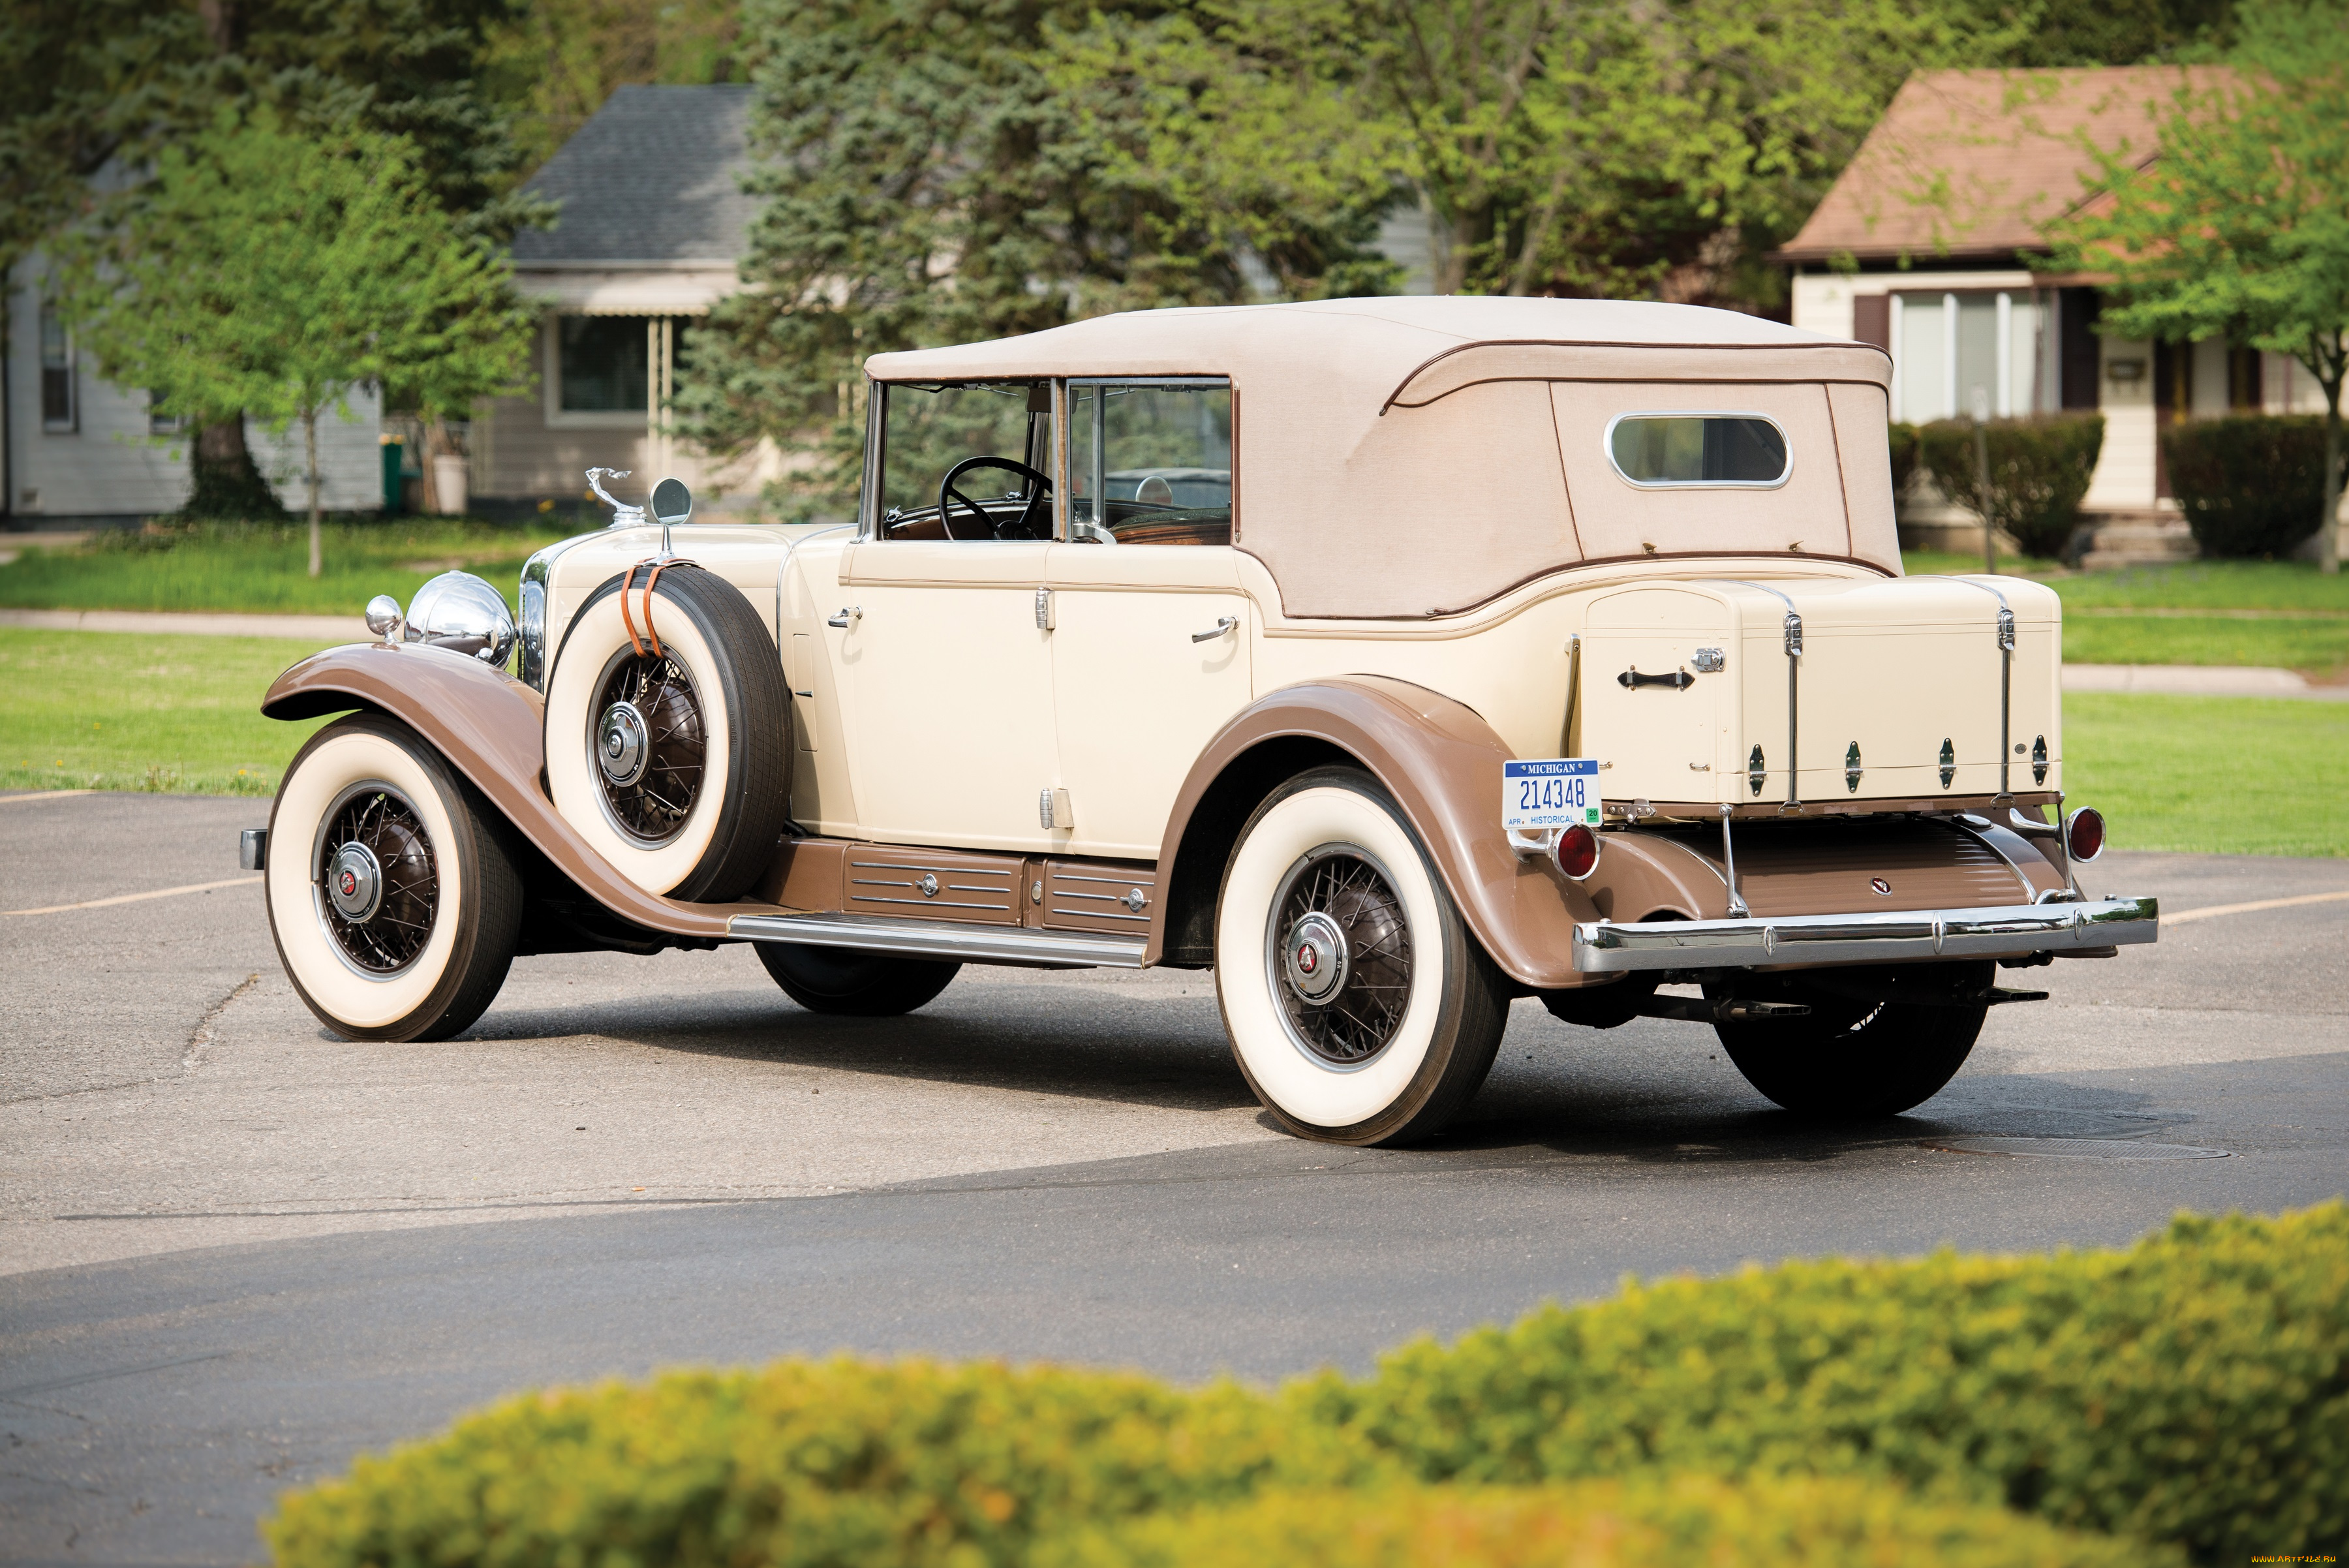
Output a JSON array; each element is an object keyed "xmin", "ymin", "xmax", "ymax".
[{"xmin": 1575, "ymin": 574, "xmax": 2061, "ymax": 810}]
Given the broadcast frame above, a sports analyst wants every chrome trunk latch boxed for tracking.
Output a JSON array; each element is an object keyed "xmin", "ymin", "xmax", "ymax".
[
  {"xmin": 1781, "ymin": 611, "xmax": 1803, "ymax": 656},
  {"xmin": 1692, "ymin": 647, "xmax": 1726, "ymax": 673}
]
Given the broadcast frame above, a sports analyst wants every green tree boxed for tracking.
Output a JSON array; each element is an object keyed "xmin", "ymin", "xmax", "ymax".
[
  {"xmin": 2044, "ymin": 0, "xmax": 2349, "ymax": 573},
  {"xmin": 675, "ymin": 0, "xmax": 1392, "ymax": 521},
  {"xmin": 1045, "ymin": 0, "xmax": 2022, "ymax": 307},
  {"xmin": 2, "ymin": 0, "xmax": 543, "ymax": 518},
  {"xmin": 54, "ymin": 113, "xmax": 534, "ymax": 573}
]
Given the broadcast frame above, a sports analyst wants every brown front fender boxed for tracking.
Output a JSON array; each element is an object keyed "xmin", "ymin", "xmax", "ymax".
[
  {"xmin": 263, "ymin": 643, "xmax": 732, "ymax": 941},
  {"xmin": 1150, "ymin": 676, "xmax": 1725, "ymax": 989}
]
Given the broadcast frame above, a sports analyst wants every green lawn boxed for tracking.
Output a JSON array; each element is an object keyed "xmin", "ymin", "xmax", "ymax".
[
  {"xmin": 2063, "ymin": 694, "xmax": 2348, "ymax": 858},
  {"xmin": 1900, "ymin": 553, "xmax": 2349, "ymax": 677},
  {"xmin": 2061, "ymin": 615, "xmax": 2349, "ymax": 672},
  {"xmin": 0, "ymin": 629, "xmax": 335, "ymax": 796},
  {"xmin": 7, "ymin": 630, "xmax": 2340, "ymax": 857},
  {"xmin": 0, "ymin": 519, "xmax": 564, "ymax": 617}
]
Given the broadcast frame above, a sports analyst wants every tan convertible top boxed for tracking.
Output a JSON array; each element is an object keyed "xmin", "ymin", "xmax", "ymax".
[{"xmin": 868, "ymin": 298, "xmax": 1897, "ymax": 619}]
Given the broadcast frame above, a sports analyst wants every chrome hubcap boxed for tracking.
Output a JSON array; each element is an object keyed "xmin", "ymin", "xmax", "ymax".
[
  {"xmin": 598, "ymin": 701, "xmax": 650, "ymax": 787},
  {"xmin": 1282, "ymin": 911, "xmax": 1349, "ymax": 1005},
  {"xmin": 327, "ymin": 841, "xmax": 384, "ymax": 923},
  {"xmin": 1267, "ymin": 846, "xmax": 1414, "ymax": 1068},
  {"xmin": 313, "ymin": 784, "xmax": 438, "ymax": 976}
]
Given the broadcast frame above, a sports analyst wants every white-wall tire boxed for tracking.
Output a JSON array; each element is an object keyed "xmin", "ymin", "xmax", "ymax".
[
  {"xmin": 265, "ymin": 714, "xmax": 522, "ymax": 1041},
  {"xmin": 1214, "ymin": 767, "xmax": 1509, "ymax": 1145},
  {"xmin": 545, "ymin": 566, "xmax": 791, "ymax": 902}
]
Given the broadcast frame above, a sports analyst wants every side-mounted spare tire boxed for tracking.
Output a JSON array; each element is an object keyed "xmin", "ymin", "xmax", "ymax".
[{"xmin": 545, "ymin": 563, "xmax": 791, "ymax": 903}]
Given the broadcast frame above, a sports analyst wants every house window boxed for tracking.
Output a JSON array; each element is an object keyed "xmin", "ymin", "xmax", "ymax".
[
  {"xmin": 149, "ymin": 392, "xmax": 187, "ymax": 437},
  {"xmin": 1888, "ymin": 291, "xmax": 2049, "ymax": 424},
  {"xmin": 39, "ymin": 302, "xmax": 76, "ymax": 433},
  {"xmin": 557, "ymin": 315, "xmax": 650, "ymax": 413}
]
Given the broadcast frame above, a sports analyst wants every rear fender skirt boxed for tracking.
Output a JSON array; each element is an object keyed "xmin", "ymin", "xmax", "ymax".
[{"xmin": 262, "ymin": 643, "xmax": 731, "ymax": 941}]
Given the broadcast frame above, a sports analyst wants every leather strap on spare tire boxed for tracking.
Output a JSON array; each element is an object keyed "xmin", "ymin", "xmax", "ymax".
[{"xmin": 551, "ymin": 564, "xmax": 791, "ymax": 904}]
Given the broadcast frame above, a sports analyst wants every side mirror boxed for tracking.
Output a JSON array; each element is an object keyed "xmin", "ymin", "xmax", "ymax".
[{"xmin": 652, "ymin": 477, "xmax": 693, "ymax": 526}]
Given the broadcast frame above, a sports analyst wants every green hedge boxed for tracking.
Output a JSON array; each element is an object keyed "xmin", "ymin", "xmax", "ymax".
[
  {"xmin": 264, "ymin": 1204, "xmax": 2349, "ymax": 1567},
  {"xmin": 1296, "ymin": 1203, "xmax": 2349, "ymax": 1563},
  {"xmin": 1058, "ymin": 1479, "xmax": 2170, "ymax": 1568},
  {"xmin": 1916, "ymin": 413, "xmax": 2105, "ymax": 559},
  {"xmin": 263, "ymin": 1361, "xmax": 1381, "ymax": 1568},
  {"xmin": 2162, "ymin": 414, "xmax": 2333, "ymax": 559},
  {"xmin": 1890, "ymin": 421, "xmax": 1924, "ymax": 502}
]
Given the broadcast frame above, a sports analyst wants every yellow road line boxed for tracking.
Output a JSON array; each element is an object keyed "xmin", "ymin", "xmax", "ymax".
[
  {"xmin": 5, "ymin": 875, "xmax": 261, "ymax": 918},
  {"xmin": 2164, "ymin": 889, "xmax": 2349, "ymax": 926},
  {"xmin": 1, "ymin": 790, "xmax": 95, "ymax": 805}
]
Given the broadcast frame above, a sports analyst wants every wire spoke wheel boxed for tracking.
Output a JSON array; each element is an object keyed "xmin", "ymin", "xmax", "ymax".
[
  {"xmin": 1268, "ymin": 846, "xmax": 1415, "ymax": 1067},
  {"xmin": 315, "ymin": 784, "xmax": 438, "ymax": 976},
  {"xmin": 593, "ymin": 651, "xmax": 705, "ymax": 843}
]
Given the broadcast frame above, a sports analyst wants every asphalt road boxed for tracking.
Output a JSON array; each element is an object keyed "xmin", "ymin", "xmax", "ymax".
[{"xmin": 3, "ymin": 790, "xmax": 2344, "ymax": 1566}]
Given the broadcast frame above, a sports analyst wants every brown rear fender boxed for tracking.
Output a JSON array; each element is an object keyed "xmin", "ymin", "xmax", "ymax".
[
  {"xmin": 263, "ymin": 643, "xmax": 732, "ymax": 942},
  {"xmin": 1152, "ymin": 675, "xmax": 1687, "ymax": 990}
]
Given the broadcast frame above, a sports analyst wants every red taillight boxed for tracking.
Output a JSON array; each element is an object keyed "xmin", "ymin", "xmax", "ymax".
[
  {"xmin": 2066, "ymin": 807, "xmax": 2106, "ymax": 863},
  {"xmin": 1554, "ymin": 823, "xmax": 1602, "ymax": 881}
]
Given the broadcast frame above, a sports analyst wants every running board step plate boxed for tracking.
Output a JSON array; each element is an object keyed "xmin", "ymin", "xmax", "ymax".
[{"xmin": 727, "ymin": 912, "xmax": 1147, "ymax": 969}]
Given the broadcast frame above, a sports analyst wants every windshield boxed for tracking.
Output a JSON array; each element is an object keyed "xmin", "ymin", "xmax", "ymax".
[
  {"xmin": 878, "ymin": 381, "xmax": 1053, "ymax": 540},
  {"xmin": 1069, "ymin": 381, "xmax": 1232, "ymax": 546}
]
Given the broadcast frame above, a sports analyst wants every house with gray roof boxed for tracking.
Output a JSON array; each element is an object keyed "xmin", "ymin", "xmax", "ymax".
[{"xmin": 470, "ymin": 84, "xmax": 778, "ymax": 513}]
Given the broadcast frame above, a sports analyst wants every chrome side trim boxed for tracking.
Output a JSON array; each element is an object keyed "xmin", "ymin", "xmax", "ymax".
[
  {"xmin": 1571, "ymin": 895, "xmax": 2157, "ymax": 972},
  {"xmin": 728, "ymin": 911, "xmax": 1148, "ymax": 968}
]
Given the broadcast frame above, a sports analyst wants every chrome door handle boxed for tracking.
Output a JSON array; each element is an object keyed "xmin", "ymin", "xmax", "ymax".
[
  {"xmin": 1191, "ymin": 616, "xmax": 1237, "ymax": 643},
  {"xmin": 827, "ymin": 606, "xmax": 861, "ymax": 628}
]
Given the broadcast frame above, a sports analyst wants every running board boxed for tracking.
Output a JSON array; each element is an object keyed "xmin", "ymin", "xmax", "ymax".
[{"xmin": 726, "ymin": 912, "xmax": 1148, "ymax": 969}]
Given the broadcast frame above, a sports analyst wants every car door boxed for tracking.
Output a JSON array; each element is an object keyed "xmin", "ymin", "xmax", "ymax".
[
  {"xmin": 830, "ymin": 380, "xmax": 1062, "ymax": 855},
  {"xmin": 1043, "ymin": 378, "xmax": 1253, "ymax": 861}
]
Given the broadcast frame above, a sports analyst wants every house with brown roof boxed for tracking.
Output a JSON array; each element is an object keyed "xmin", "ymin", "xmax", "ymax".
[
  {"xmin": 1778, "ymin": 67, "xmax": 2331, "ymax": 559},
  {"xmin": 467, "ymin": 84, "xmax": 782, "ymax": 517}
]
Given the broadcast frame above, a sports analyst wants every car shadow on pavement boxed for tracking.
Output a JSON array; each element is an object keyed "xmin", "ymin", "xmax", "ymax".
[{"xmin": 459, "ymin": 981, "xmax": 1263, "ymax": 1114}]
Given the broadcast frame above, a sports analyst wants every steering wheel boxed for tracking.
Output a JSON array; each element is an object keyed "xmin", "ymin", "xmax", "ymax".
[{"xmin": 938, "ymin": 456, "xmax": 1052, "ymax": 541}]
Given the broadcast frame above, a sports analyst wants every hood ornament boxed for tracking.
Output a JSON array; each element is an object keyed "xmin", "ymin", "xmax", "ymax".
[{"xmin": 587, "ymin": 467, "xmax": 644, "ymax": 529}]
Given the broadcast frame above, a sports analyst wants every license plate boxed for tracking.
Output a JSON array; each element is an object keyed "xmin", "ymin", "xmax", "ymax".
[{"xmin": 1503, "ymin": 758, "xmax": 1601, "ymax": 831}]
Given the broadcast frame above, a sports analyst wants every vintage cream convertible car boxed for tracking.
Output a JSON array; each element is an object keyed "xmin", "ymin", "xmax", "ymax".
[{"xmin": 250, "ymin": 298, "xmax": 2156, "ymax": 1145}]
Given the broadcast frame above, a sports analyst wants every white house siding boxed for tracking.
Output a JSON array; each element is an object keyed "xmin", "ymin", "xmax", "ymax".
[
  {"xmin": 1794, "ymin": 268, "xmax": 2163, "ymax": 515},
  {"xmin": 7, "ymin": 263, "xmax": 382, "ymax": 521},
  {"xmin": 1789, "ymin": 273, "xmax": 1860, "ymax": 342},
  {"xmin": 244, "ymin": 397, "xmax": 388, "ymax": 514},
  {"xmin": 472, "ymin": 390, "xmax": 778, "ymax": 510}
]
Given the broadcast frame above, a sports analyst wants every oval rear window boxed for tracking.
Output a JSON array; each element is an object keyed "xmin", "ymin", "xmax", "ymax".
[{"xmin": 1607, "ymin": 415, "xmax": 1789, "ymax": 487}]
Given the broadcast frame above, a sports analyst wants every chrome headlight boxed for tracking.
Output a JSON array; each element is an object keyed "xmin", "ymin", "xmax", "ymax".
[
  {"xmin": 517, "ymin": 548, "xmax": 553, "ymax": 690},
  {"xmin": 405, "ymin": 571, "xmax": 518, "ymax": 671}
]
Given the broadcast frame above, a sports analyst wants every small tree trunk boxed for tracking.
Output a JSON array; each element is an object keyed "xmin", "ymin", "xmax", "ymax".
[
  {"xmin": 1974, "ymin": 417, "xmax": 1997, "ymax": 575},
  {"xmin": 2322, "ymin": 374, "xmax": 2342, "ymax": 577},
  {"xmin": 305, "ymin": 408, "xmax": 322, "ymax": 579},
  {"xmin": 418, "ymin": 414, "xmax": 444, "ymax": 514}
]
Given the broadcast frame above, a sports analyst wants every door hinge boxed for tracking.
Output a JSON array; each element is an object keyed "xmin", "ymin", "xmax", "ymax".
[
  {"xmin": 1034, "ymin": 587, "xmax": 1054, "ymax": 630},
  {"xmin": 1038, "ymin": 786, "xmax": 1073, "ymax": 829}
]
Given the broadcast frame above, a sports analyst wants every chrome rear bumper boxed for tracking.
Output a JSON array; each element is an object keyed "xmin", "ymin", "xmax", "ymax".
[{"xmin": 1571, "ymin": 895, "xmax": 2158, "ymax": 973}]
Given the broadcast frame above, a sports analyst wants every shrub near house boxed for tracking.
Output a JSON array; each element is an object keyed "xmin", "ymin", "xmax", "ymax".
[
  {"xmin": 2163, "ymin": 414, "xmax": 2332, "ymax": 559},
  {"xmin": 1916, "ymin": 414, "xmax": 2106, "ymax": 559}
]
